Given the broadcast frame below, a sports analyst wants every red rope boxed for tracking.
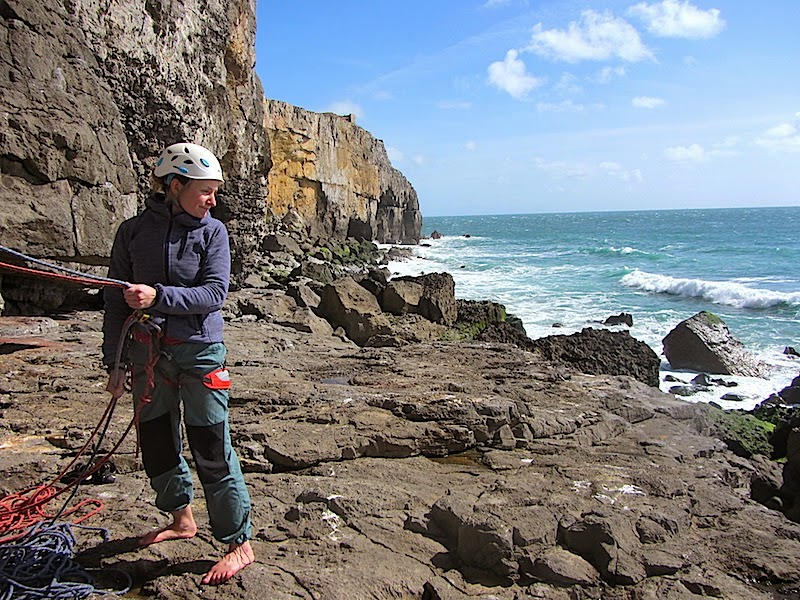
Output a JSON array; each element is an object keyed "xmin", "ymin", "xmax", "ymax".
[
  {"xmin": 0, "ymin": 322, "xmax": 143, "ymax": 542},
  {"xmin": 0, "ymin": 260, "xmax": 128, "ymax": 288},
  {"xmin": 0, "ymin": 487, "xmax": 104, "ymax": 543}
]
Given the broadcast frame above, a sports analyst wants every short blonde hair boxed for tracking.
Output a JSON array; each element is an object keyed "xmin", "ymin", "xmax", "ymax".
[{"xmin": 150, "ymin": 173, "xmax": 166, "ymax": 193}]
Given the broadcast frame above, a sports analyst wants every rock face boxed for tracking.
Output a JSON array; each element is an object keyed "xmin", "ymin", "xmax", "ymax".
[
  {"xmin": 0, "ymin": 0, "xmax": 270, "ymax": 280},
  {"xmin": 379, "ymin": 272, "xmax": 457, "ymax": 325},
  {"xmin": 264, "ymin": 100, "xmax": 421, "ymax": 245},
  {"xmin": 0, "ymin": 0, "xmax": 421, "ymax": 311},
  {"xmin": 663, "ymin": 311, "xmax": 766, "ymax": 377}
]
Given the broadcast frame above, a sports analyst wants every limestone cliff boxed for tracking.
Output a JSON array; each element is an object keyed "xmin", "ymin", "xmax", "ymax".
[
  {"xmin": 265, "ymin": 100, "xmax": 420, "ymax": 245},
  {"xmin": 0, "ymin": 0, "xmax": 421, "ymax": 311}
]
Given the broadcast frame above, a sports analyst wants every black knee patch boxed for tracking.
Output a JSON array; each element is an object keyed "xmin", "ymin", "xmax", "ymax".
[
  {"xmin": 186, "ymin": 422, "xmax": 230, "ymax": 484},
  {"xmin": 139, "ymin": 413, "xmax": 180, "ymax": 478}
]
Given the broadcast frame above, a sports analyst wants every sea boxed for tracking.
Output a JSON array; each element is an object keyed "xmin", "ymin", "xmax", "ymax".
[{"xmin": 384, "ymin": 206, "xmax": 800, "ymax": 411}]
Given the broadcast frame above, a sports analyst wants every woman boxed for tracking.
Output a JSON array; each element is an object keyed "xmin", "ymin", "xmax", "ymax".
[{"xmin": 102, "ymin": 142, "xmax": 254, "ymax": 585}]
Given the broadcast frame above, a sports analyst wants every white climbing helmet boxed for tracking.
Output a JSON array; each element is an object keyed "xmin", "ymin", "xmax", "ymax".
[{"xmin": 153, "ymin": 142, "xmax": 224, "ymax": 182}]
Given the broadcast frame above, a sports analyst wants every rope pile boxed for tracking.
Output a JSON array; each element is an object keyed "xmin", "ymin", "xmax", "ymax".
[{"xmin": 0, "ymin": 522, "xmax": 131, "ymax": 599}]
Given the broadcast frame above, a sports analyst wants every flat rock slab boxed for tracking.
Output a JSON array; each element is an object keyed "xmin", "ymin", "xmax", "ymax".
[{"xmin": 0, "ymin": 312, "xmax": 799, "ymax": 599}]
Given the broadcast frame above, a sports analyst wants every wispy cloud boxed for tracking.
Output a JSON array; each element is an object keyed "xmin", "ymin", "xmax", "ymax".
[
  {"xmin": 326, "ymin": 100, "xmax": 364, "ymax": 119},
  {"xmin": 600, "ymin": 161, "xmax": 643, "ymax": 182},
  {"xmin": 533, "ymin": 157, "xmax": 589, "ymax": 179},
  {"xmin": 527, "ymin": 9, "xmax": 654, "ymax": 63},
  {"xmin": 628, "ymin": 0, "xmax": 725, "ymax": 39},
  {"xmin": 437, "ymin": 100, "xmax": 473, "ymax": 110},
  {"xmin": 537, "ymin": 99, "xmax": 586, "ymax": 113},
  {"xmin": 534, "ymin": 157, "xmax": 642, "ymax": 182},
  {"xmin": 386, "ymin": 146, "xmax": 404, "ymax": 164},
  {"xmin": 755, "ymin": 118, "xmax": 800, "ymax": 152},
  {"xmin": 487, "ymin": 49, "xmax": 543, "ymax": 98},
  {"xmin": 632, "ymin": 95, "xmax": 665, "ymax": 108},
  {"xmin": 595, "ymin": 65, "xmax": 627, "ymax": 84},
  {"xmin": 664, "ymin": 143, "xmax": 706, "ymax": 162},
  {"xmin": 555, "ymin": 72, "xmax": 582, "ymax": 95}
]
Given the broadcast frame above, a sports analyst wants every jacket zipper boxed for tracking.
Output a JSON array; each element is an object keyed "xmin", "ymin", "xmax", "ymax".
[{"xmin": 163, "ymin": 216, "xmax": 174, "ymax": 338}]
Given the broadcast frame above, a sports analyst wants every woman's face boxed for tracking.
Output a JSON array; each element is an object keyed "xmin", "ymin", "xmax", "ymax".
[{"xmin": 172, "ymin": 179, "xmax": 221, "ymax": 219}]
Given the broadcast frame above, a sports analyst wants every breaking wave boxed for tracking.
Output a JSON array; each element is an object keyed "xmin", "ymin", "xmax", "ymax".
[{"xmin": 620, "ymin": 269, "xmax": 800, "ymax": 309}]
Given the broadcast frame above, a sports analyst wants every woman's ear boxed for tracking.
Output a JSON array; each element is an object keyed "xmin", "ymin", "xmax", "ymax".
[{"xmin": 169, "ymin": 177, "xmax": 184, "ymax": 195}]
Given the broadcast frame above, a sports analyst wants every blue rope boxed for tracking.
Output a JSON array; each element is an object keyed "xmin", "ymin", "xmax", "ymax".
[
  {"xmin": 0, "ymin": 246, "xmax": 130, "ymax": 288},
  {"xmin": 0, "ymin": 522, "xmax": 131, "ymax": 599}
]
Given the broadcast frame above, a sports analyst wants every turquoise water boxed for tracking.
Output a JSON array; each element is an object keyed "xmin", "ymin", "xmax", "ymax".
[{"xmin": 386, "ymin": 207, "xmax": 800, "ymax": 409}]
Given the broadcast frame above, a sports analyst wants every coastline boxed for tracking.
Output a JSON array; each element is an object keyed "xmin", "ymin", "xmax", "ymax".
[{"xmin": 383, "ymin": 237, "xmax": 800, "ymax": 412}]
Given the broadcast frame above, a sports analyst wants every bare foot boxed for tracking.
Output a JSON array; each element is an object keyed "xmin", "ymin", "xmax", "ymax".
[
  {"xmin": 138, "ymin": 506, "xmax": 198, "ymax": 546},
  {"xmin": 201, "ymin": 540, "xmax": 255, "ymax": 585}
]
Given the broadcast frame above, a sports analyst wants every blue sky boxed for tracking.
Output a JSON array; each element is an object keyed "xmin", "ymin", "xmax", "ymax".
[{"xmin": 256, "ymin": 1, "xmax": 800, "ymax": 217}]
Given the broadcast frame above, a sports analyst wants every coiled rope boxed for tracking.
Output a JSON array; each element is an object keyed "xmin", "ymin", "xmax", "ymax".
[{"xmin": 0, "ymin": 522, "xmax": 131, "ymax": 599}]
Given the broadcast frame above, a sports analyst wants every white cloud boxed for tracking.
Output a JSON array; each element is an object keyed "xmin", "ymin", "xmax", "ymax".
[
  {"xmin": 601, "ymin": 161, "xmax": 643, "ymax": 182},
  {"xmin": 632, "ymin": 95, "xmax": 665, "ymax": 108},
  {"xmin": 528, "ymin": 10, "xmax": 654, "ymax": 63},
  {"xmin": 482, "ymin": 0, "xmax": 512, "ymax": 7},
  {"xmin": 411, "ymin": 155, "xmax": 425, "ymax": 166},
  {"xmin": 755, "ymin": 121, "xmax": 800, "ymax": 152},
  {"xmin": 664, "ymin": 143, "xmax": 706, "ymax": 161},
  {"xmin": 326, "ymin": 100, "xmax": 364, "ymax": 119},
  {"xmin": 534, "ymin": 157, "xmax": 589, "ymax": 180},
  {"xmin": 487, "ymin": 49, "xmax": 543, "ymax": 98},
  {"xmin": 386, "ymin": 146, "xmax": 404, "ymax": 164},
  {"xmin": 464, "ymin": 141, "xmax": 477, "ymax": 151},
  {"xmin": 628, "ymin": 0, "xmax": 725, "ymax": 39},
  {"xmin": 595, "ymin": 65, "xmax": 627, "ymax": 83},
  {"xmin": 534, "ymin": 157, "xmax": 642, "ymax": 182}
]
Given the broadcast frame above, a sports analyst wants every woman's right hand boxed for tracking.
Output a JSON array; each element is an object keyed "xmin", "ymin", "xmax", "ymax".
[
  {"xmin": 106, "ymin": 368, "xmax": 126, "ymax": 399},
  {"xmin": 123, "ymin": 283, "xmax": 157, "ymax": 309}
]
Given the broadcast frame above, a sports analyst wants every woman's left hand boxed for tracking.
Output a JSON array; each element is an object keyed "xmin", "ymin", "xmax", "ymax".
[{"xmin": 124, "ymin": 284, "xmax": 158, "ymax": 309}]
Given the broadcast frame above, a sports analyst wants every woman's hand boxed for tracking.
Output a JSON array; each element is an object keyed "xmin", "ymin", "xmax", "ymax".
[
  {"xmin": 106, "ymin": 368, "xmax": 126, "ymax": 399},
  {"xmin": 124, "ymin": 284, "xmax": 157, "ymax": 309}
]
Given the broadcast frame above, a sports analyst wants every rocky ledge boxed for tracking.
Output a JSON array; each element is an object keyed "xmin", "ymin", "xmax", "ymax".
[{"xmin": 1, "ymin": 294, "xmax": 799, "ymax": 599}]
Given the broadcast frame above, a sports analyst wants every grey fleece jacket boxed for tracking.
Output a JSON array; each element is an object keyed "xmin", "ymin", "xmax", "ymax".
[{"xmin": 102, "ymin": 193, "xmax": 230, "ymax": 367}]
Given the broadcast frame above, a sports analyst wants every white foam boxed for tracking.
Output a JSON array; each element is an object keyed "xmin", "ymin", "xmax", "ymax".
[{"xmin": 620, "ymin": 269, "xmax": 800, "ymax": 309}]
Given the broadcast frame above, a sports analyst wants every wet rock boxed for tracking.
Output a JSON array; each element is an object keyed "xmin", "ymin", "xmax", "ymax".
[
  {"xmin": 604, "ymin": 312, "xmax": 633, "ymax": 327},
  {"xmin": 663, "ymin": 311, "xmax": 766, "ymax": 377}
]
